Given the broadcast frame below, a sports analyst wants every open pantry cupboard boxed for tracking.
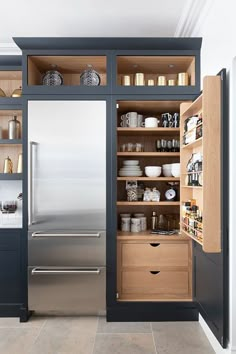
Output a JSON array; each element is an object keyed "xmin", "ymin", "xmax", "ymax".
[{"xmin": 116, "ymin": 74, "xmax": 223, "ymax": 302}]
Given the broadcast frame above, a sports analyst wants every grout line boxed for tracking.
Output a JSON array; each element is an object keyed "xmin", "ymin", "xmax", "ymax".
[
  {"xmin": 26, "ymin": 318, "xmax": 47, "ymax": 354},
  {"xmin": 92, "ymin": 316, "xmax": 99, "ymax": 354},
  {"xmin": 151, "ymin": 322, "xmax": 158, "ymax": 354},
  {"xmin": 94, "ymin": 332, "xmax": 153, "ymax": 335}
]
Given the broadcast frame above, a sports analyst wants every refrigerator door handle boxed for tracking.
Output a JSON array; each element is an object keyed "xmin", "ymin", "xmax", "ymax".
[
  {"xmin": 31, "ymin": 232, "xmax": 101, "ymax": 238},
  {"xmin": 31, "ymin": 267, "xmax": 101, "ymax": 275},
  {"xmin": 29, "ymin": 141, "xmax": 37, "ymax": 226}
]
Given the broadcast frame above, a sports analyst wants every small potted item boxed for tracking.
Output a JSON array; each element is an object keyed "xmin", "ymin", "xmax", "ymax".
[
  {"xmin": 42, "ymin": 65, "xmax": 63, "ymax": 86},
  {"xmin": 80, "ymin": 65, "xmax": 101, "ymax": 86}
]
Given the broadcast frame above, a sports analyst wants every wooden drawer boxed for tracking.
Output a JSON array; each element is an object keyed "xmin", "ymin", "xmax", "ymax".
[
  {"xmin": 121, "ymin": 269, "xmax": 190, "ymax": 298},
  {"xmin": 121, "ymin": 242, "xmax": 189, "ymax": 268}
]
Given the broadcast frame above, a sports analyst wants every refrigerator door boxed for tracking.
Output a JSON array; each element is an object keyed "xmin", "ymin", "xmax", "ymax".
[{"xmin": 28, "ymin": 100, "xmax": 106, "ymax": 231}]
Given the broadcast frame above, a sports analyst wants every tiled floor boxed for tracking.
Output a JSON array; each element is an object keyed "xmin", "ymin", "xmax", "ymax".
[{"xmin": 0, "ymin": 316, "xmax": 215, "ymax": 354}]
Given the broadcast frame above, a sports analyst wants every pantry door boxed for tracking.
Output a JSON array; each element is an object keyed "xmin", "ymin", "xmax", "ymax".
[{"xmin": 194, "ymin": 69, "xmax": 228, "ymax": 348}]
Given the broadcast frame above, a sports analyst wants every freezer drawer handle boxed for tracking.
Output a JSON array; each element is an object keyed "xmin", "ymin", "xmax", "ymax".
[
  {"xmin": 31, "ymin": 268, "xmax": 101, "ymax": 275},
  {"xmin": 31, "ymin": 232, "xmax": 101, "ymax": 238}
]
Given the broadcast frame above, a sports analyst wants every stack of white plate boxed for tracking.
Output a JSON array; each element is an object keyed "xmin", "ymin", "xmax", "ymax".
[{"xmin": 119, "ymin": 160, "xmax": 143, "ymax": 177}]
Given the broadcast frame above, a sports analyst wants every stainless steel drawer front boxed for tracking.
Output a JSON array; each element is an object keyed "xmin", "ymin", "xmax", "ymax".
[
  {"xmin": 28, "ymin": 266, "xmax": 106, "ymax": 315},
  {"xmin": 28, "ymin": 230, "xmax": 106, "ymax": 266}
]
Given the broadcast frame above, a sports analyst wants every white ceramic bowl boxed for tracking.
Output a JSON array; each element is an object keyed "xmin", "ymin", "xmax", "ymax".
[
  {"xmin": 162, "ymin": 164, "xmax": 172, "ymax": 168},
  {"xmin": 145, "ymin": 166, "xmax": 162, "ymax": 177},
  {"xmin": 171, "ymin": 163, "xmax": 180, "ymax": 168},
  {"xmin": 123, "ymin": 160, "xmax": 139, "ymax": 166},
  {"xmin": 163, "ymin": 169, "xmax": 173, "ymax": 177}
]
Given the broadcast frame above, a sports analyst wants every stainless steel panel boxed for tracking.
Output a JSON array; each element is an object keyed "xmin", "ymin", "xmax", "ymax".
[
  {"xmin": 28, "ymin": 230, "xmax": 106, "ymax": 266},
  {"xmin": 28, "ymin": 266, "xmax": 106, "ymax": 315},
  {"xmin": 28, "ymin": 100, "xmax": 106, "ymax": 230}
]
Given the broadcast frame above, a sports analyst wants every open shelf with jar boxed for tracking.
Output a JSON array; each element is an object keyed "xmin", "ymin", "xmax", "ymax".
[
  {"xmin": 0, "ymin": 56, "xmax": 22, "ymax": 105},
  {"xmin": 180, "ymin": 76, "xmax": 221, "ymax": 253},
  {"xmin": 114, "ymin": 54, "xmax": 199, "ymax": 94},
  {"xmin": 0, "ymin": 110, "xmax": 23, "ymax": 178},
  {"xmin": 27, "ymin": 56, "xmax": 108, "ymax": 92}
]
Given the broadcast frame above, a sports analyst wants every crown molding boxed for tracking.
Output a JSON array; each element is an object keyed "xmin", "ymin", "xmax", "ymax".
[
  {"xmin": 0, "ymin": 43, "xmax": 21, "ymax": 55},
  {"xmin": 175, "ymin": 0, "xmax": 214, "ymax": 37}
]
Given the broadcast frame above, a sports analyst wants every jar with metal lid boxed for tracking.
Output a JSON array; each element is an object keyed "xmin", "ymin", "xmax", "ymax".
[
  {"xmin": 80, "ymin": 65, "xmax": 101, "ymax": 86},
  {"xmin": 42, "ymin": 65, "xmax": 63, "ymax": 86}
]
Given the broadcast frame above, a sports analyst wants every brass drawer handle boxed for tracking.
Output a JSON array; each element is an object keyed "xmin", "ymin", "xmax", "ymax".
[
  {"xmin": 150, "ymin": 243, "xmax": 160, "ymax": 247},
  {"xmin": 150, "ymin": 271, "xmax": 160, "ymax": 275}
]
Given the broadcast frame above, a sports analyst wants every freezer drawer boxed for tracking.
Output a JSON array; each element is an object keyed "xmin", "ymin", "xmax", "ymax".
[
  {"xmin": 28, "ymin": 266, "xmax": 106, "ymax": 315},
  {"xmin": 28, "ymin": 230, "xmax": 106, "ymax": 266}
]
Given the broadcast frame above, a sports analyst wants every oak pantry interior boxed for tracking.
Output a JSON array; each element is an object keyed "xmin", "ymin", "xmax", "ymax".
[{"xmin": 0, "ymin": 37, "xmax": 228, "ymax": 349}]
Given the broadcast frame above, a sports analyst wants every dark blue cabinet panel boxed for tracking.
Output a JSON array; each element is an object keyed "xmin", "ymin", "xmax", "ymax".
[{"xmin": 0, "ymin": 231, "xmax": 22, "ymax": 308}]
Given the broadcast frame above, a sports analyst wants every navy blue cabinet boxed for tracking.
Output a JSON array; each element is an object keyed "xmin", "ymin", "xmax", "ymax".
[{"xmin": 0, "ymin": 230, "xmax": 22, "ymax": 314}]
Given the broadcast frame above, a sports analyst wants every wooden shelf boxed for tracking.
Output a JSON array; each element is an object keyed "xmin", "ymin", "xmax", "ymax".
[
  {"xmin": 0, "ymin": 139, "xmax": 22, "ymax": 145},
  {"xmin": 117, "ymin": 177, "xmax": 180, "ymax": 181},
  {"xmin": 0, "ymin": 173, "xmax": 22, "ymax": 180},
  {"xmin": 181, "ymin": 137, "xmax": 203, "ymax": 149},
  {"xmin": 117, "ymin": 230, "xmax": 189, "ymax": 241},
  {"xmin": 182, "ymin": 185, "xmax": 202, "ymax": 189},
  {"xmin": 181, "ymin": 94, "xmax": 202, "ymax": 117},
  {"xmin": 117, "ymin": 201, "xmax": 180, "ymax": 206},
  {"xmin": 117, "ymin": 152, "xmax": 180, "ymax": 157},
  {"xmin": 181, "ymin": 229, "xmax": 203, "ymax": 246},
  {"xmin": 118, "ymin": 297, "xmax": 192, "ymax": 302},
  {"xmin": 117, "ymin": 128, "xmax": 180, "ymax": 136}
]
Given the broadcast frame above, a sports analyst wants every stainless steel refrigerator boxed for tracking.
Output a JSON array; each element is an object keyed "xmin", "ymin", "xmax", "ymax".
[{"xmin": 27, "ymin": 100, "xmax": 106, "ymax": 314}]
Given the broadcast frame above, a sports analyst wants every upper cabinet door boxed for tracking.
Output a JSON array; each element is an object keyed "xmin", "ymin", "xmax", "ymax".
[{"xmin": 180, "ymin": 71, "xmax": 227, "ymax": 253}]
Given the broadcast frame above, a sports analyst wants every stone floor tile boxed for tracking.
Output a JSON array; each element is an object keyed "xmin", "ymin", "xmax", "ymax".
[
  {"xmin": 93, "ymin": 333, "xmax": 156, "ymax": 354},
  {"xmin": 152, "ymin": 322, "xmax": 215, "ymax": 354},
  {"xmin": 97, "ymin": 317, "xmax": 151, "ymax": 333},
  {"xmin": 0, "ymin": 328, "xmax": 40, "ymax": 354}
]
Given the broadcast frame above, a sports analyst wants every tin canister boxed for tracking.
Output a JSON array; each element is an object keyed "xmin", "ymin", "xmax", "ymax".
[
  {"xmin": 135, "ymin": 73, "xmax": 145, "ymax": 86},
  {"xmin": 122, "ymin": 75, "xmax": 131, "ymax": 86},
  {"xmin": 168, "ymin": 79, "xmax": 176, "ymax": 86},
  {"xmin": 157, "ymin": 76, "xmax": 167, "ymax": 86},
  {"xmin": 178, "ymin": 72, "xmax": 189, "ymax": 86}
]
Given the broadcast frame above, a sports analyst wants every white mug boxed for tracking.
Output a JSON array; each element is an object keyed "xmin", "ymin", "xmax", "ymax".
[
  {"xmin": 137, "ymin": 114, "xmax": 143, "ymax": 127},
  {"xmin": 126, "ymin": 112, "xmax": 138, "ymax": 127},
  {"xmin": 142, "ymin": 117, "xmax": 159, "ymax": 128}
]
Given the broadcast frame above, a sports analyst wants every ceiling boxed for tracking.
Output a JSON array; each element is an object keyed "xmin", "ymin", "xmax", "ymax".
[{"xmin": 0, "ymin": 0, "xmax": 190, "ymax": 49}]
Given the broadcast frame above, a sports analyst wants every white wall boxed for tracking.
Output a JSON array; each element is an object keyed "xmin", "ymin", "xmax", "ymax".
[{"xmin": 194, "ymin": 1, "xmax": 236, "ymax": 353}]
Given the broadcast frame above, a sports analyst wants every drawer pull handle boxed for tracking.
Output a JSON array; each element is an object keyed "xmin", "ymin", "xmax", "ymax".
[
  {"xmin": 150, "ymin": 271, "xmax": 160, "ymax": 275},
  {"xmin": 150, "ymin": 243, "xmax": 160, "ymax": 247}
]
